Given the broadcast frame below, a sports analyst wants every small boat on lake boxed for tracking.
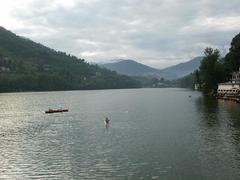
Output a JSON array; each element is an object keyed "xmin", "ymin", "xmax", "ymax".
[{"xmin": 45, "ymin": 108, "xmax": 68, "ymax": 114}]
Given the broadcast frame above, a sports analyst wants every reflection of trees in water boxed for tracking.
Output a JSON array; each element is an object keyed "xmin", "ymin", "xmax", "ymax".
[
  {"xmin": 195, "ymin": 95, "xmax": 240, "ymax": 142},
  {"xmin": 195, "ymin": 95, "xmax": 220, "ymax": 128},
  {"xmin": 218, "ymin": 100, "xmax": 240, "ymax": 144},
  {"xmin": 194, "ymin": 95, "xmax": 240, "ymax": 178}
]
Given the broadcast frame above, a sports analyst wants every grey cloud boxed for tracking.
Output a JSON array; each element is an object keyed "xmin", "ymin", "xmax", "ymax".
[
  {"xmin": 10, "ymin": 0, "xmax": 240, "ymax": 68},
  {"xmin": 201, "ymin": 0, "xmax": 240, "ymax": 17}
]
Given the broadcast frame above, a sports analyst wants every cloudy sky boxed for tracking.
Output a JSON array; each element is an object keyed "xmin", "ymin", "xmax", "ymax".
[{"xmin": 0, "ymin": 0, "xmax": 239, "ymax": 68}]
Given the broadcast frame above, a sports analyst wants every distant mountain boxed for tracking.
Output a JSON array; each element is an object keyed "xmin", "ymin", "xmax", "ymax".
[
  {"xmin": 102, "ymin": 57, "xmax": 203, "ymax": 80},
  {"xmin": 160, "ymin": 56, "xmax": 203, "ymax": 78},
  {"xmin": 102, "ymin": 59, "xmax": 160, "ymax": 77},
  {"xmin": 0, "ymin": 27, "xmax": 140, "ymax": 92}
]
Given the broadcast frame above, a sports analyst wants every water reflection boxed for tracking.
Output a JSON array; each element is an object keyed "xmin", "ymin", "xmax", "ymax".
[
  {"xmin": 195, "ymin": 95, "xmax": 240, "ymax": 140},
  {"xmin": 218, "ymin": 100, "xmax": 240, "ymax": 145},
  {"xmin": 1, "ymin": 89, "xmax": 240, "ymax": 179},
  {"xmin": 195, "ymin": 95, "xmax": 240, "ymax": 179},
  {"xmin": 195, "ymin": 96, "xmax": 220, "ymax": 127},
  {"xmin": 105, "ymin": 124, "xmax": 109, "ymax": 130}
]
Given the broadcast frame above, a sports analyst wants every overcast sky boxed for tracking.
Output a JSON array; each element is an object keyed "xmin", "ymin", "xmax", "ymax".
[{"xmin": 0, "ymin": 0, "xmax": 239, "ymax": 68}]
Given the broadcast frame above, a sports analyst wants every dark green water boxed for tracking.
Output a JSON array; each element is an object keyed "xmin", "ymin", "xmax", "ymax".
[{"xmin": 0, "ymin": 88, "xmax": 240, "ymax": 179}]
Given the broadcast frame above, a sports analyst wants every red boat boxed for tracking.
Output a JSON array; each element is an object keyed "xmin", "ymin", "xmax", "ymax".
[{"xmin": 45, "ymin": 108, "xmax": 68, "ymax": 114}]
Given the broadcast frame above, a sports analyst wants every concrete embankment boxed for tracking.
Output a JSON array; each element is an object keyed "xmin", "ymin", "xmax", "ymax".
[{"xmin": 217, "ymin": 96, "xmax": 240, "ymax": 103}]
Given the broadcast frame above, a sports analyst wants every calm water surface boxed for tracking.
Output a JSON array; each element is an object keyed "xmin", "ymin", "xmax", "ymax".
[{"xmin": 0, "ymin": 88, "xmax": 240, "ymax": 179}]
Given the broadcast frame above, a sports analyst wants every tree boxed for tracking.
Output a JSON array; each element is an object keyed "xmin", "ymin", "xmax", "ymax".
[
  {"xmin": 194, "ymin": 69, "xmax": 200, "ymax": 84},
  {"xmin": 224, "ymin": 33, "xmax": 240, "ymax": 73},
  {"xmin": 177, "ymin": 73, "xmax": 195, "ymax": 88},
  {"xmin": 198, "ymin": 47, "xmax": 222, "ymax": 93}
]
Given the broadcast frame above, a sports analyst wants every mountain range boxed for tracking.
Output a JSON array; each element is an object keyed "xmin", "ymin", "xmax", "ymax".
[
  {"xmin": 102, "ymin": 57, "xmax": 203, "ymax": 80},
  {"xmin": 0, "ymin": 27, "xmax": 140, "ymax": 92},
  {"xmin": 0, "ymin": 26, "xmax": 203, "ymax": 93}
]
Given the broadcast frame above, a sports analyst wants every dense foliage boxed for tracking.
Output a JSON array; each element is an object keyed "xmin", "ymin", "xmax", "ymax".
[
  {"xmin": 197, "ymin": 48, "xmax": 223, "ymax": 93},
  {"xmin": 173, "ymin": 73, "xmax": 195, "ymax": 88},
  {"xmin": 194, "ymin": 32, "xmax": 240, "ymax": 93},
  {"xmin": 0, "ymin": 27, "xmax": 141, "ymax": 92},
  {"xmin": 224, "ymin": 33, "xmax": 240, "ymax": 73}
]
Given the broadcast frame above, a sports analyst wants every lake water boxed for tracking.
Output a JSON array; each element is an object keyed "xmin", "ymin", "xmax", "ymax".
[{"xmin": 0, "ymin": 88, "xmax": 240, "ymax": 179}]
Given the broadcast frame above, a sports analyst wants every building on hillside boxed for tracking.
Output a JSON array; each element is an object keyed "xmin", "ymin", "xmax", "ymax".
[{"xmin": 218, "ymin": 68, "xmax": 240, "ymax": 95}]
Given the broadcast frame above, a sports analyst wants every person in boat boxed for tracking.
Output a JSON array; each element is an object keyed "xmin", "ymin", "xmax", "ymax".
[{"xmin": 104, "ymin": 117, "xmax": 110, "ymax": 125}]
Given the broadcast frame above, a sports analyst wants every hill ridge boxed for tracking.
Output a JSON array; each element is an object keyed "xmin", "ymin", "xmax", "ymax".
[
  {"xmin": 0, "ymin": 27, "xmax": 140, "ymax": 92},
  {"xmin": 102, "ymin": 57, "xmax": 203, "ymax": 79}
]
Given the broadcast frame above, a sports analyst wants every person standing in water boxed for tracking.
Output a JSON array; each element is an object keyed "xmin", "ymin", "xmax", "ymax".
[{"xmin": 104, "ymin": 117, "xmax": 110, "ymax": 126}]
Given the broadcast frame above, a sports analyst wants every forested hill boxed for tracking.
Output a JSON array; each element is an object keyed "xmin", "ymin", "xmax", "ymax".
[
  {"xmin": 0, "ymin": 27, "xmax": 140, "ymax": 92},
  {"xmin": 102, "ymin": 59, "xmax": 160, "ymax": 77}
]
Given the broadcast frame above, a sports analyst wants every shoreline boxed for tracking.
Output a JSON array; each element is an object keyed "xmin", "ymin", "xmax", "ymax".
[{"xmin": 217, "ymin": 95, "xmax": 240, "ymax": 103}]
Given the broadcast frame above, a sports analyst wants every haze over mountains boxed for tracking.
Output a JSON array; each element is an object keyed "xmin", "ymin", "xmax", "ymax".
[{"xmin": 102, "ymin": 57, "xmax": 203, "ymax": 80}]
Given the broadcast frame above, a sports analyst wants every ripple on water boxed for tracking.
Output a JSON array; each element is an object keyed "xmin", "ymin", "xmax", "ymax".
[{"xmin": 1, "ymin": 89, "xmax": 240, "ymax": 179}]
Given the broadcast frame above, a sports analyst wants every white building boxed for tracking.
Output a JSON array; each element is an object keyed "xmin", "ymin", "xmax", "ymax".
[
  {"xmin": 0, "ymin": 66, "xmax": 10, "ymax": 72},
  {"xmin": 194, "ymin": 83, "xmax": 200, "ymax": 90},
  {"xmin": 218, "ymin": 68, "xmax": 240, "ymax": 95}
]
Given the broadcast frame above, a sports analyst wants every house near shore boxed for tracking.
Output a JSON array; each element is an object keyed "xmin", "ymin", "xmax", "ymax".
[
  {"xmin": 0, "ymin": 66, "xmax": 10, "ymax": 72},
  {"xmin": 194, "ymin": 83, "xmax": 200, "ymax": 90},
  {"xmin": 218, "ymin": 68, "xmax": 240, "ymax": 95}
]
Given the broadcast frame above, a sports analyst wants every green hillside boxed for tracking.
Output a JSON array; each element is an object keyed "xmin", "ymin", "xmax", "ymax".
[{"xmin": 0, "ymin": 27, "xmax": 140, "ymax": 92}]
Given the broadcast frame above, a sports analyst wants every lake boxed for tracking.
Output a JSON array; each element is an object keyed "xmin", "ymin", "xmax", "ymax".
[{"xmin": 0, "ymin": 88, "xmax": 240, "ymax": 179}]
